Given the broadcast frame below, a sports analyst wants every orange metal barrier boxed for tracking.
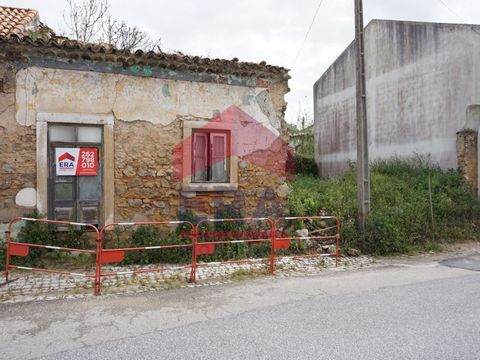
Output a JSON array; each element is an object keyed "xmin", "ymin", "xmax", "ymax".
[
  {"xmin": 98, "ymin": 221, "xmax": 195, "ymax": 293},
  {"xmin": 4, "ymin": 216, "xmax": 341, "ymax": 295},
  {"xmin": 273, "ymin": 216, "xmax": 340, "ymax": 267},
  {"xmin": 5, "ymin": 217, "xmax": 101, "ymax": 295},
  {"xmin": 192, "ymin": 217, "xmax": 275, "ymax": 281}
]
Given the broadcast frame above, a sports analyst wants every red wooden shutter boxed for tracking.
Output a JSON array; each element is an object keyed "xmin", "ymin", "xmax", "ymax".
[
  {"xmin": 193, "ymin": 132, "xmax": 208, "ymax": 181},
  {"xmin": 210, "ymin": 133, "xmax": 227, "ymax": 182}
]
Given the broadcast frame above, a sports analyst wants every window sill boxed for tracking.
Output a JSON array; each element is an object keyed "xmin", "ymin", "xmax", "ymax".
[{"xmin": 182, "ymin": 183, "xmax": 238, "ymax": 192}]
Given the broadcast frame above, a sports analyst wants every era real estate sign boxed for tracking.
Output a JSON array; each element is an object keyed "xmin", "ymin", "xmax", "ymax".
[{"xmin": 55, "ymin": 148, "xmax": 98, "ymax": 176}]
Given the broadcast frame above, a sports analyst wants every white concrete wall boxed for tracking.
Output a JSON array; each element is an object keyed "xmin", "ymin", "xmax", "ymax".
[{"xmin": 314, "ymin": 20, "xmax": 480, "ymax": 176}]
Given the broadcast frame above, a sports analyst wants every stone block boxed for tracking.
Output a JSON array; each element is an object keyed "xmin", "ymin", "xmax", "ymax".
[
  {"xmin": 127, "ymin": 199, "xmax": 143, "ymax": 207},
  {"xmin": 153, "ymin": 201, "xmax": 166, "ymax": 208},
  {"xmin": 122, "ymin": 166, "xmax": 136, "ymax": 177}
]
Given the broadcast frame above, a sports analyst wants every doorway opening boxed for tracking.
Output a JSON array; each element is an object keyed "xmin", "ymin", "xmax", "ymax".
[{"xmin": 47, "ymin": 124, "xmax": 103, "ymax": 227}]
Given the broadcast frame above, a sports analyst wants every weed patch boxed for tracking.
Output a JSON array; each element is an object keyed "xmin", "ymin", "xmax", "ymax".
[
  {"xmin": 229, "ymin": 268, "xmax": 270, "ymax": 282},
  {"xmin": 288, "ymin": 156, "xmax": 480, "ymax": 255}
]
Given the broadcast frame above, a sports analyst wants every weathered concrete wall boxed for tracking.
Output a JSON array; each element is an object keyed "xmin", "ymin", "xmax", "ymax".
[
  {"xmin": 314, "ymin": 20, "xmax": 480, "ymax": 176},
  {"xmin": 2, "ymin": 64, "xmax": 289, "ymax": 224},
  {"xmin": 0, "ymin": 59, "xmax": 36, "ymax": 235}
]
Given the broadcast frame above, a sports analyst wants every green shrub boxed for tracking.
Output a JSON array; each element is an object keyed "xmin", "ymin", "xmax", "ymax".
[
  {"xmin": 177, "ymin": 209, "xmax": 199, "ymax": 231},
  {"xmin": 294, "ymin": 155, "xmax": 318, "ymax": 176},
  {"xmin": 120, "ymin": 226, "xmax": 192, "ymax": 265},
  {"xmin": 13, "ymin": 212, "xmax": 57, "ymax": 267},
  {"xmin": 62, "ymin": 226, "xmax": 88, "ymax": 249},
  {"xmin": 288, "ymin": 156, "xmax": 480, "ymax": 255},
  {"xmin": 0, "ymin": 243, "xmax": 6, "ymax": 271},
  {"xmin": 6, "ymin": 211, "xmax": 96, "ymax": 269},
  {"xmin": 193, "ymin": 207, "xmax": 275, "ymax": 262}
]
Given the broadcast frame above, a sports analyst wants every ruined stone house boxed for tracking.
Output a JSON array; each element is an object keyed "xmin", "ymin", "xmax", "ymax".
[
  {"xmin": 0, "ymin": 6, "xmax": 291, "ymax": 235},
  {"xmin": 314, "ymin": 19, "xmax": 480, "ymax": 192}
]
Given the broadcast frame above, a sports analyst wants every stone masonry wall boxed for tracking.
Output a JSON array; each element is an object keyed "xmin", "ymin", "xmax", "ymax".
[
  {"xmin": 3, "ymin": 60, "xmax": 289, "ymax": 226},
  {"xmin": 114, "ymin": 102, "xmax": 290, "ymax": 222},
  {"xmin": 114, "ymin": 120, "xmax": 182, "ymax": 221},
  {"xmin": 456, "ymin": 129, "xmax": 477, "ymax": 195},
  {"xmin": 179, "ymin": 159, "xmax": 289, "ymax": 219},
  {"xmin": 0, "ymin": 59, "xmax": 37, "ymax": 232}
]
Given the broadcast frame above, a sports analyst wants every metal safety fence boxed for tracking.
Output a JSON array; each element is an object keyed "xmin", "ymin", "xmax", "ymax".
[
  {"xmin": 3, "ymin": 216, "xmax": 340, "ymax": 295},
  {"xmin": 193, "ymin": 217, "xmax": 275, "ymax": 281},
  {"xmin": 274, "ymin": 216, "xmax": 340, "ymax": 267},
  {"xmin": 99, "ymin": 221, "xmax": 195, "ymax": 289},
  {"xmin": 5, "ymin": 217, "xmax": 101, "ymax": 294}
]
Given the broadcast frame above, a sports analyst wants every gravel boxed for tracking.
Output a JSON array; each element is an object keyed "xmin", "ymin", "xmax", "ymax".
[{"xmin": 0, "ymin": 255, "xmax": 373, "ymax": 303}]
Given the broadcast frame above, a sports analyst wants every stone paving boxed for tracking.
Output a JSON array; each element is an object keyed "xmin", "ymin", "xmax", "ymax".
[{"xmin": 0, "ymin": 255, "xmax": 374, "ymax": 303}]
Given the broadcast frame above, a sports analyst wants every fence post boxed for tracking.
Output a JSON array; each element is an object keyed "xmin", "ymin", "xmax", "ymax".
[
  {"xmin": 94, "ymin": 230, "xmax": 102, "ymax": 296},
  {"xmin": 335, "ymin": 217, "xmax": 340, "ymax": 267},
  {"xmin": 189, "ymin": 224, "xmax": 197, "ymax": 283},
  {"xmin": 5, "ymin": 219, "xmax": 14, "ymax": 283},
  {"xmin": 269, "ymin": 220, "xmax": 276, "ymax": 274}
]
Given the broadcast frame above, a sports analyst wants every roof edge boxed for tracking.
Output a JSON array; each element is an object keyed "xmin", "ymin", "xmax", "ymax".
[
  {"xmin": 0, "ymin": 33, "xmax": 290, "ymax": 80},
  {"xmin": 314, "ymin": 18, "xmax": 480, "ymax": 88},
  {"xmin": 367, "ymin": 18, "xmax": 480, "ymax": 28}
]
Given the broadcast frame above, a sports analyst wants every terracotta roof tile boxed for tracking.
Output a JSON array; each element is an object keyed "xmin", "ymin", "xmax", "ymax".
[
  {"xmin": 0, "ymin": 6, "xmax": 288, "ymax": 79},
  {"xmin": 0, "ymin": 6, "xmax": 38, "ymax": 37},
  {"xmin": 1, "ymin": 33, "xmax": 289, "ymax": 80}
]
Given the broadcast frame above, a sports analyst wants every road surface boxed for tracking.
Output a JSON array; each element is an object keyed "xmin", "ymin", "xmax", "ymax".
[{"xmin": 1, "ymin": 252, "xmax": 479, "ymax": 359}]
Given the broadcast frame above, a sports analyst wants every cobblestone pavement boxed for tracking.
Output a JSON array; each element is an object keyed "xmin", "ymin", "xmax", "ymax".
[{"xmin": 0, "ymin": 255, "xmax": 373, "ymax": 303}]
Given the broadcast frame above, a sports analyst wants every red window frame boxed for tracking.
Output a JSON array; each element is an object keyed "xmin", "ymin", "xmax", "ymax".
[{"xmin": 192, "ymin": 129, "xmax": 230, "ymax": 183}]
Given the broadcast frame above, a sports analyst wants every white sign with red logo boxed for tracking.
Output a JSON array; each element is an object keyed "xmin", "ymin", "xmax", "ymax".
[{"xmin": 55, "ymin": 148, "xmax": 98, "ymax": 176}]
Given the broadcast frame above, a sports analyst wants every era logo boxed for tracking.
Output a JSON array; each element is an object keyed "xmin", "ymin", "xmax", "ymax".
[{"xmin": 58, "ymin": 152, "xmax": 75, "ymax": 169}]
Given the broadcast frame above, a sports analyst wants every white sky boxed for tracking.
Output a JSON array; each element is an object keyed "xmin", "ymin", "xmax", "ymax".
[{"xmin": 3, "ymin": 0, "xmax": 480, "ymax": 124}]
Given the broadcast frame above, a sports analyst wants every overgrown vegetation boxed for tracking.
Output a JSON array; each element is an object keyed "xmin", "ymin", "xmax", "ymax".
[
  {"xmin": 117, "ymin": 226, "xmax": 192, "ymax": 265},
  {"xmin": 289, "ymin": 120, "xmax": 317, "ymax": 176},
  {"xmin": 288, "ymin": 107, "xmax": 317, "ymax": 177},
  {"xmin": 289, "ymin": 156, "xmax": 480, "ymax": 255},
  {"xmin": 196, "ymin": 207, "xmax": 272, "ymax": 262},
  {"xmin": 294, "ymin": 154, "xmax": 318, "ymax": 176},
  {"xmin": 4, "ymin": 157, "xmax": 473, "ymax": 271},
  {"xmin": 107, "ymin": 207, "xmax": 312, "ymax": 265},
  {"xmin": 230, "ymin": 268, "xmax": 271, "ymax": 282},
  {"xmin": 0, "ymin": 211, "xmax": 95, "ymax": 271}
]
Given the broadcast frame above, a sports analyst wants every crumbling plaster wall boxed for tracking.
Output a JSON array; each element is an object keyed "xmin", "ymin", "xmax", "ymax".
[
  {"xmin": 10, "ymin": 66, "xmax": 289, "ymax": 222},
  {"xmin": 16, "ymin": 67, "xmax": 283, "ymax": 136}
]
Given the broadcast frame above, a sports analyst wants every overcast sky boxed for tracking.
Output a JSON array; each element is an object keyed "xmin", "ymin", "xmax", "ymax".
[{"xmin": 4, "ymin": 0, "xmax": 480, "ymax": 124}]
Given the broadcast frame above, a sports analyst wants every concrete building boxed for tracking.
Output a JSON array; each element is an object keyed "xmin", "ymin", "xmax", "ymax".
[
  {"xmin": 313, "ymin": 19, "xmax": 480, "ymax": 178},
  {"xmin": 0, "ymin": 6, "xmax": 290, "ymax": 235}
]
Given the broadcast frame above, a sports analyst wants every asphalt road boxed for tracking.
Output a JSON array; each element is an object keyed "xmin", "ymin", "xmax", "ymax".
[{"xmin": 1, "ymin": 252, "xmax": 479, "ymax": 360}]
